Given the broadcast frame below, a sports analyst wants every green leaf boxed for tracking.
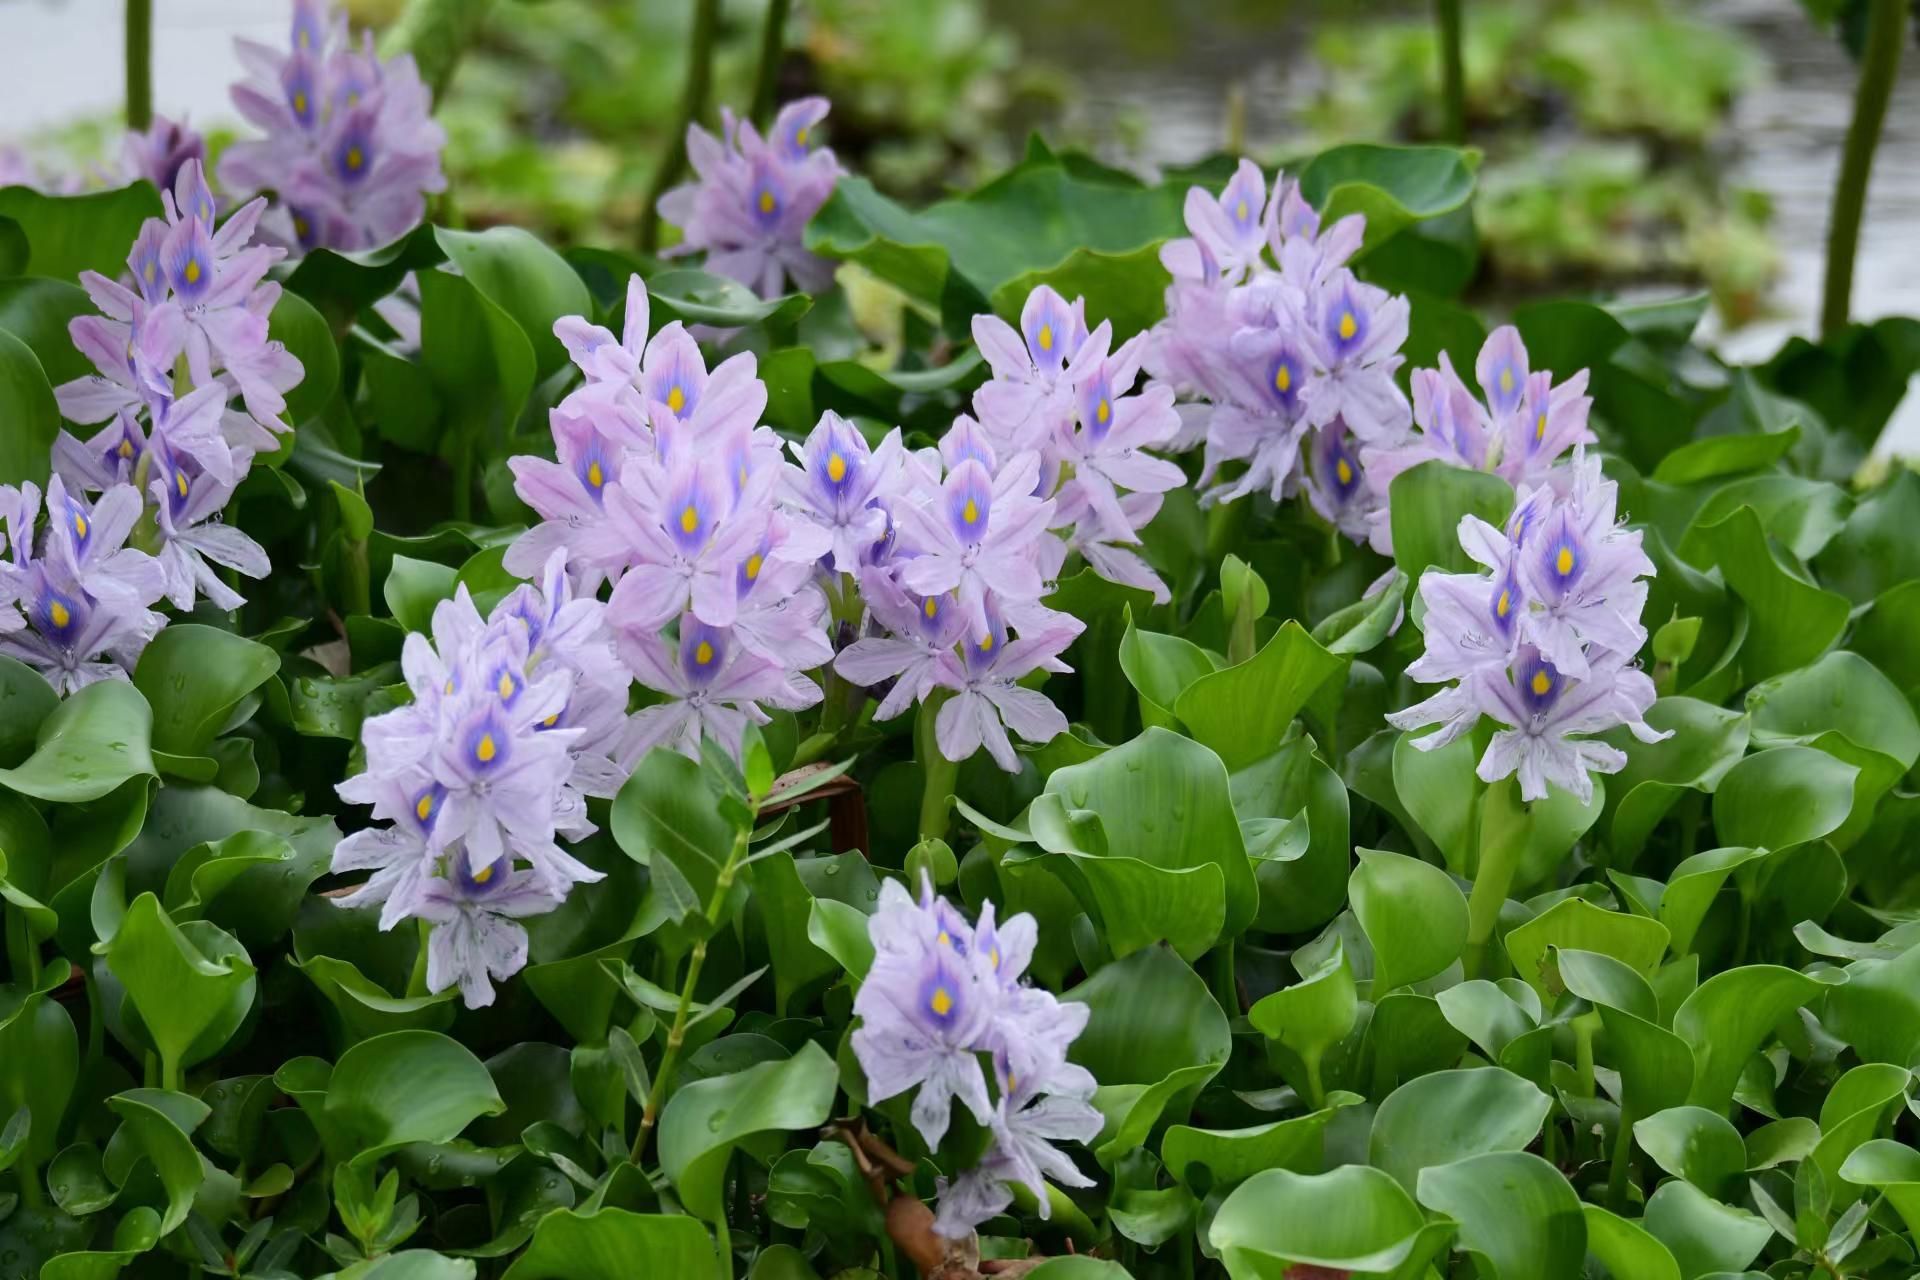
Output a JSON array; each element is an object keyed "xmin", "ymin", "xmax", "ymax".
[
  {"xmin": 1635, "ymin": 1107, "xmax": 1747, "ymax": 1198},
  {"xmin": 0, "ymin": 981, "xmax": 78, "ymax": 1170},
  {"xmin": 433, "ymin": 227, "xmax": 593, "ymax": 379},
  {"xmin": 1814, "ymin": 467, "xmax": 1920, "ymax": 603},
  {"xmin": 1504, "ymin": 899, "xmax": 1668, "ymax": 1001},
  {"xmin": 1296, "ymin": 144, "xmax": 1478, "ymax": 259},
  {"xmin": 611, "ymin": 747, "xmax": 746, "ymax": 932},
  {"xmin": 132, "ymin": 625, "xmax": 280, "ymax": 757},
  {"xmin": 100, "ymin": 894, "xmax": 255, "ymax": 1078},
  {"xmin": 0, "ymin": 325, "xmax": 59, "ymax": 487},
  {"xmin": 500, "ymin": 1208, "xmax": 715, "ymax": 1279},
  {"xmin": 1235, "ymin": 736, "xmax": 1354, "ymax": 934},
  {"xmin": 659, "ymin": 1042, "xmax": 839, "ymax": 1223},
  {"xmin": 1823, "ymin": 939, "xmax": 1920, "ymax": 1064},
  {"xmin": 1690, "ymin": 505, "xmax": 1848, "ymax": 683},
  {"xmin": 1673, "ymin": 965, "xmax": 1824, "ymax": 1111},
  {"xmin": 647, "ymin": 268, "xmax": 811, "ymax": 331},
  {"xmin": 1369, "ymin": 1068, "xmax": 1552, "ymax": 1193},
  {"xmin": 1558, "ymin": 950, "xmax": 1695, "ymax": 1117},
  {"xmin": 1067, "ymin": 945, "xmax": 1231, "ymax": 1164},
  {"xmin": 1350, "ymin": 847, "xmax": 1467, "ymax": 994},
  {"xmin": 1655, "ymin": 848, "xmax": 1768, "ymax": 958},
  {"xmin": 1390, "ymin": 460, "xmax": 1514, "ymax": 580},
  {"xmin": 1651, "ymin": 429, "xmax": 1799, "ymax": 486},
  {"xmin": 105, "ymin": 1089, "xmax": 209, "ymax": 1235},
  {"xmin": 1173, "ymin": 622, "xmax": 1347, "ymax": 772},
  {"xmin": 1809, "ymin": 1062, "xmax": 1910, "ymax": 1193},
  {"xmin": 383, "ymin": 555, "xmax": 460, "ymax": 632},
  {"xmin": 1643, "ymin": 1179, "xmax": 1771, "ymax": 1280},
  {"xmin": 1247, "ymin": 936, "xmax": 1358, "ymax": 1082},
  {"xmin": 38, "ymin": 1204, "xmax": 161, "ymax": 1280},
  {"xmin": 0, "ymin": 182, "xmax": 163, "ymax": 281},
  {"xmin": 1838, "ymin": 1140, "xmax": 1920, "ymax": 1238},
  {"xmin": 0, "ymin": 656, "xmax": 59, "ymax": 766},
  {"xmin": 268, "ymin": 289, "xmax": 341, "ymax": 426},
  {"xmin": 1416, "ymin": 1152, "xmax": 1585, "ymax": 1280},
  {"xmin": 1582, "ymin": 1205, "xmax": 1682, "ymax": 1280},
  {"xmin": 1600, "ymin": 698, "xmax": 1750, "ymax": 866},
  {"xmin": 317, "ymin": 1029, "xmax": 506, "ymax": 1164},
  {"xmin": 805, "ymin": 897, "xmax": 875, "ymax": 980},
  {"xmin": 1210, "ymin": 1164, "xmax": 1445, "ymax": 1275},
  {"xmin": 1118, "ymin": 616, "xmax": 1217, "ymax": 729},
  {"xmin": 1711, "ymin": 746, "xmax": 1858, "ymax": 852},
  {"xmin": 0, "ymin": 678, "xmax": 156, "ymax": 803},
  {"xmin": 1161, "ymin": 1094, "xmax": 1357, "ymax": 1195}
]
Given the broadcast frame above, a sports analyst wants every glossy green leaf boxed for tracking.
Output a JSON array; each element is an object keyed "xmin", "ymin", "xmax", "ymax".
[
  {"xmin": 1210, "ymin": 1164, "xmax": 1442, "ymax": 1275},
  {"xmin": 1642, "ymin": 1180, "xmax": 1771, "ymax": 1280},
  {"xmin": 1172, "ymin": 621, "xmax": 1347, "ymax": 771},
  {"xmin": 1369, "ymin": 1068, "xmax": 1552, "ymax": 1193},
  {"xmin": 1247, "ymin": 939, "xmax": 1358, "ymax": 1102},
  {"xmin": 434, "ymin": 226, "xmax": 592, "ymax": 379},
  {"xmin": 1711, "ymin": 746, "xmax": 1858, "ymax": 852},
  {"xmin": 316, "ymin": 1029, "xmax": 506, "ymax": 1164},
  {"xmin": 1635, "ymin": 1107, "xmax": 1747, "ymax": 1198},
  {"xmin": 1350, "ymin": 847, "xmax": 1467, "ymax": 994},
  {"xmin": 1505, "ymin": 899, "xmax": 1668, "ymax": 1000},
  {"xmin": 1673, "ymin": 965, "xmax": 1824, "ymax": 1111},
  {"xmin": 611, "ymin": 747, "xmax": 745, "ymax": 931},
  {"xmin": 0, "ymin": 182, "xmax": 163, "ymax": 281},
  {"xmin": 1690, "ymin": 505, "xmax": 1848, "ymax": 683},
  {"xmin": 0, "ymin": 326, "xmax": 58, "ymax": 488},
  {"xmin": 658, "ymin": 1041, "xmax": 839, "ymax": 1223},
  {"xmin": 1416, "ymin": 1152, "xmax": 1585, "ymax": 1280},
  {"xmin": 0, "ymin": 669, "xmax": 155, "ymax": 803},
  {"xmin": 100, "ymin": 894, "xmax": 255, "ymax": 1078},
  {"xmin": 0, "ymin": 980, "xmax": 78, "ymax": 1170},
  {"xmin": 105, "ymin": 1089, "xmax": 208, "ymax": 1234},
  {"xmin": 1296, "ymin": 144, "xmax": 1477, "ymax": 258},
  {"xmin": 1390, "ymin": 461, "xmax": 1514, "ymax": 580},
  {"xmin": 132, "ymin": 625, "xmax": 280, "ymax": 757},
  {"xmin": 1583, "ymin": 1205, "xmax": 1682, "ymax": 1280},
  {"xmin": 1161, "ymin": 1094, "xmax": 1356, "ymax": 1195}
]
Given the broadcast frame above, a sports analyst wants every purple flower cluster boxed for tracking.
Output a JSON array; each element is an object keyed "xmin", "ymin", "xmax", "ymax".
[
  {"xmin": 221, "ymin": 0, "xmax": 447, "ymax": 252},
  {"xmin": 0, "ymin": 114, "xmax": 205, "ymax": 197},
  {"xmin": 509, "ymin": 275, "xmax": 829, "ymax": 765},
  {"xmin": 331, "ymin": 551, "xmax": 627, "ymax": 1007},
  {"xmin": 52, "ymin": 159, "xmax": 297, "ymax": 616},
  {"xmin": 1147, "ymin": 160, "xmax": 1408, "ymax": 546},
  {"xmin": 852, "ymin": 877, "xmax": 1100, "ymax": 1240},
  {"xmin": 1388, "ymin": 449, "xmax": 1668, "ymax": 802},
  {"xmin": 1362, "ymin": 325, "xmax": 1596, "ymax": 520},
  {"xmin": 659, "ymin": 98, "xmax": 842, "ymax": 299}
]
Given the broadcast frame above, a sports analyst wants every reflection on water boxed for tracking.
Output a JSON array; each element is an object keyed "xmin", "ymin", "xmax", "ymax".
[{"xmin": 993, "ymin": 0, "xmax": 1920, "ymax": 453}]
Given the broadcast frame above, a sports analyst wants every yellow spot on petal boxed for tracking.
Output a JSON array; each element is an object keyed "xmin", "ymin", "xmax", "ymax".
[
  {"xmin": 1535, "ymin": 413, "xmax": 1547, "ymax": 442},
  {"xmin": 345, "ymin": 146, "xmax": 364, "ymax": 172},
  {"xmin": 543, "ymin": 712, "xmax": 559, "ymax": 727},
  {"xmin": 1338, "ymin": 311, "xmax": 1357, "ymax": 341},
  {"xmin": 929, "ymin": 986, "xmax": 954, "ymax": 1017},
  {"xmin": 143, "ymin": 262, "xmax": 155, "ymax": 284},
  {"xmin": 415, "ymin": 793, "xmax": 434, "ymax": 821},
  {"xmin": 796, "ymin": 126, "xmax": 809, "ymax": 146},
  {"xmin": 1530, "ymin": 670, "xmax": 1552, "ymax": 697},
  {"xmin": 1496, "ymin": 589, "xmax": 1511, "ymax": 618},
  {"xmin": 680, "ymin": 504, "xmax": 699, "ymax": 534},
  {"xmin": 497, "ymin": 671, "xmax": 515, "ymax": 699},
  {"xmin": 962, "ymin": 498, "xmax": 979, "ymax": 526},
  {"xmin": 586, "ymin": 460, "xmax": 604, "ymax": 489},
  {"xmin": 667, "ymin": 385, "xmax": 686, "ymax": 415},
  {"xmin": 1274, "ymin": 363, "xmax": 1292, "ymax": 394},
  {"xmin": 1037, "ymin": 324, "xmax": 1053, "ymax": 352},
  {"xmin": 348, "ymin": 91, "xmax": 360, "ymax": 108},
  {"xmin": 1336, "ymin": 457, "xmax": 1354, "ymax": 486},
  {"xmin": 1235, "ymin": 198, "xmax": 1248, "ymax": 222},
  {"xmin": 923, "ymin": 597, "xmax": 939, "ymax": 618},
  {"xmin": 444, "ymin": 677, "xmax": 455, "ymax": 694},
  {"xmin": 49, "ymin": 601, "xmax": 70, "ymax": 628},
  {"xmin": 745, "ymin": 553, "xmax": 764, "ymax": 581},
  {"xmin": 990, "ymin": 946, "xmax": 1001, "ymax": 970},
  {"xmin": 694, "ymin": 640, "xmax": 714, "ymax": 666},
  {"xmin": 176, "ymin": 470, "xmax": 189, "ymax": 498},
  {"xmin": 74, "ymin": 513, "xmax": 88, "ymax": 538},
  {"xmin": 472, "ymin": 863, "xmax": 494, "ymax": 884},
  {"xmin": 1500, "ymin": 368, "xmax": 1515, "ymax": 395},
  {"xmin": 827, "ymin": 452, "xmax": 847, "ymax": 483},
  {"xmin": 476, "ymin": 733, "xmax": 497, "ymax": 763},
  {"xmin": 758, "ymin": 189, "xmax": 776, "ymax": 214},
  {"xmin": 978, "ymin": 632, "xmax": 995, "ymax": 652},
  {"xmin": 1096, "ymin": 398, "xmax": 1111, "ymax": 426},
  {"xmin": 294, "ymin": 92, "xmax": 308, "ymax": 116},
  {"xmin": 117, "ymin": 439, "xmax": 134, "ymax": 459},
  {"xmin": 937, "ymin": 930, "xmax": 951, "ymax": 947},
  {"xmin": 183, "ymin": 259, "xmax": 202, "ymax": 285},
  {"xmin": 1556, "ymin": 546, "xmax": 1574, "ymax": 576}
]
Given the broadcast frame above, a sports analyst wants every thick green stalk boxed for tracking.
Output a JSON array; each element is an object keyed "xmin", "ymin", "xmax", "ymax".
[
  {"xmin": 914, "ymin": 693, "xmax": 958, "ymax": 841},
  {"xmin": 125, "ymin": 0, "xmax": 152, "ymax": 130},
  {"xmin": 640, "ymin": 0, "xmax": 723, "ymax": 252},
  {"xmin": 5, "ymin": 910, "xmax": 38, "ymax": 990},
  {"xmin": 1464, "ymin": 775, "xmax": 1524, "ymax": 978},
  {"xmin": 1820, "ymin": 0, "xmax": 1907, "ymax": 338},
  {"xmin": 634, "ymin": 821, "xmax": 753, "ymax": 1161},
  {"xmin": 750, "ymin": 0, "xmax": 793, "ymax": 127},
  {"xmin": 1433, "ymin": 0, "xmax": 1466, "ymax": 142},
  {"xmin": 1607, "ymin": 1103, "xmax": 1636, "ymax": 1212}
]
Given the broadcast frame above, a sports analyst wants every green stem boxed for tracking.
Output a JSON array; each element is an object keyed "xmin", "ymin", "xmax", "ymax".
[
  {"xmin": 634, "ymin": 821, "xmax": 753, "ymax": 1162},
  {"xmin": 5, "ymin": 911, "xmax": 38, "ymax": 990},
  {"xmin": 161, "ymin": 1052, "xmax": 182, "ymax": 1094},
  {"xmin": 407, "ymin": 918, "xmax": 433, "ymax": 997},
  {"xmin": 640, "ymin": 0, "xmax": 722, "ymax": 253},
  {"xmin": 15, "ymin": 1150, "xmax": 44, "ymax": 1210},
  {"xmin": 1432, "ymin": 0, "xmax": 1466, "ymax": 143},
  {"xmin": 1464, "ymin": 775, "xmax": 1524, "ymax": 979},
  {"xmin": 914, "ymin": 693, "xmax": 959, "ymax": 841},
  {"xmin": 1820, "ymin": 0, "xmax": 1907, "ymax": 339},
  {"xmin": 1572, "ymin": 1013, "xmax": 1598, "ymax": 1098},
  {"xmin": 125, "ymin": 0, "xmax": 152, "ymax": 130},
  {"xmin": 1607, "ymin": 1102, "xmax": 1636, "ymax": 1213},
  {"xmin": 749, "ymin": 0, "xmax": 792, "ymax": 127},
  {"xmin": 1302, "ymin": 1049, "xmax": 1326, "ymax": 1110}
]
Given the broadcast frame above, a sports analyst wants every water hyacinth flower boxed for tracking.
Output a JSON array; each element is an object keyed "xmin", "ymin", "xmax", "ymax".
[
  {"xmin": 972, "ymin": 286, "xmax": 1092, "ymax": 456},
  {"xmin": 853, "ymin": 878, "xmax": 1098, "ymax": 1240},
  {"xmin": 122, "ymin": 115, "xmax": 207, "ymax": 196},
  {"xmin": 412, "ymin": 858, "xmax": 561, "ymax": 1009},
  {"xmin": 892, "ymin": 441, "xmax": 1054, "ymax": 633},
  {"xmin": 222, "ymin": 0, "xmax": 446, "ymax": 252},
  {"xmin": 783, "ymin": 412, "xmax": 906, "ymax": 573},
  {"xmin": 1055, "ymin": 324, "xmax": 1185, "ymax": 542},
  {"xmin": 620, "ymin": 617, "xmax": 821, "ymax": 763},
  {"xmin": 1298, "ymin": 268, "xmax": 1411, "ymax": 443},
  {"xmin": 929, "ymin": 605, "xmax": 1083, "ymax": 771},
  {"xmin": 659, "ymin": 97, "xmax": 842, "ymax": 298},
  {"xmin": 1390, "ymin": 450, "xmax": 1666, "ymax": 803}
]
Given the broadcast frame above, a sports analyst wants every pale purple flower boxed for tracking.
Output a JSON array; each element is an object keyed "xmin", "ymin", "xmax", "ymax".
[
  {"xmin": 604, "ymin": 452, "xmax": 770, "ymax": 632},
  {"xmin": 52, "ymin": 413, "xmax": 148, "ymax": 495},
  {"xmin": 932, "ymin": 1066, "xmax": 1103, "ymax": 1240},
  {"xmin": 1474, "ymin": 647, "xmax": 1667, "ymax": 803},
  {"xmin": 1299, "ymin": 268, "xmax": 1410, "ymax": 443},
  {"xmin": 1183, "ymin": 158, "xmax": 1272, "ymax": 279},
  {"xmin": 1056, "ymin": 326, "xmax": 1185, "ymax": 543},
  {"xmin": 122, "ymin": 115, "xmax": 206, "ymax": 197},
  {"xmin": 973, "ymin": 286, "xmax": 1092, "ymax": 455},
  {"xmin": 1057, "ymin": 489, "xmax": 1170, "ymax": 603},
  {"xmin": 415, "ymin": 855, "xmax": 560, "ymax": 1009},
  {"xmin": 505, "ymin": 405, "xmax": 634, "ymax": 591},
  {"xmin": 620, "ymin": 618, "xmax": 820, "ymax": 763},
  {"xmin": 659, "ymin": 98, "xmax": 842, "ymax": 298},
  {"xmin": 146, "ymin": 434, "xmax": 271, "ymax": 611},
  {"xmin": 930, "ymin": 604, "xmax": 1082, "ymax": 771},
  {"xmin": 783, "ymin": 413, "xmax": 905, "ymax": 573},
  {"xmin": 331, "ymin": 771, "xmax": 442, "ymax": 929},
  {"xmin": 729, "ymin": 521, "xmax": 834, "ymax": 668},
  {"xmin": 1302, "ymin": 417, "xmax": 1384, "ymax": 546},
  {"xmin": 1265, "ymin": 178, "xmax": 1364, "ymax": 291},
  {"xmin": 1197, "ymin": 321, "xmax": 1313, "ymax": 505},
  {"xmin": 1516, "ymin": 453, "xmax": 1653, "ymax": 679},
  {"xmin": 893, "ymin": 444, "xmax": 1055, "ymax": 632},
  {"xmin": 835, "ymin": 577, "xmax": 969, "ymax": 721}
]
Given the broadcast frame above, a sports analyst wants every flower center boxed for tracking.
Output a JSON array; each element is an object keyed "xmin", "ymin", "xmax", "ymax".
[
  {"xmin": 929, "ymin": 986, "xmax": 954, "ymax": 1017},
  {"xmin": 1556, "ymin": 546, "xmax": 1575, "ymax": 576},
  {"xmin": 1275, "ymin": 364, "xmax": 1291, "ymax": 393},
  {"xmin": 1335, "ymin": 457, "xmax": 1354, "ymax": 486},
  {"xmin": 1338, "ymin": 311, "xmax": 1356, "ymax": 341},
  {"xmin": 680, "ymin": 505, "xmax": 699, "ymax": 534},
  {"xmin": 827, "ymin": 452, "xmax": 847, "ymax": 483},
  {"xmin": 586, "ymin": 460, "xmax": 603, "ymax": 489},
  {"xmin": 1530, "ymin": 669, "xmax": 1552, "ymax": 697},
  {"xmin": 1037, "ymin": 324, "xmax": 1053, "ymax": 352},
  {"xmin": 183, "ymin": 259, "xmax": 202, "ymax": 285},
  {"xmin": 744, "ymin": 553, "xmax": 763, "ymax": 581},
  {"xmin": 667, "ymin": 385, "xmax": 686, "ymax": 415},
  {"xmin": 475, "ymin": 733, "xmax": 497, "ymax": 764}
]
